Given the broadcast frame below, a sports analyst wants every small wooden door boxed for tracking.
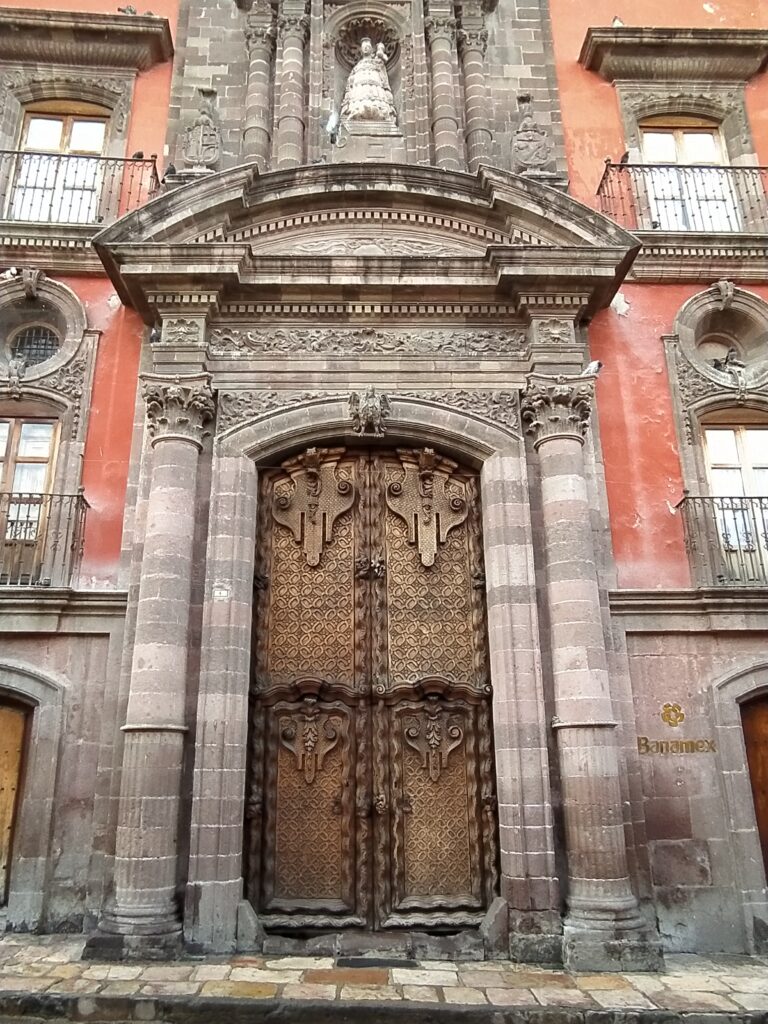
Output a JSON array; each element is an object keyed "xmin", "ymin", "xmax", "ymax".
[
  {"xmin": 0, "ymin": 703, "xmax": 27, "ymax": 905},
  {"xmin": 246, "ymin": 447, "xmax": 498, "ymax": 933},
  {"xmin": 741, "ymin": 696, "xmax": 768, "ymax": 881}
]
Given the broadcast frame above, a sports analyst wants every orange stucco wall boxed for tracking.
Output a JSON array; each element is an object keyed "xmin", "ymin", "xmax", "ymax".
[
  {"xmin": 551, "ymin": 1, "xmax": 768, "ymax": 589},
  {"xmin": 0, "ymin": 0, "xmax": 180, "ymax": 582}
]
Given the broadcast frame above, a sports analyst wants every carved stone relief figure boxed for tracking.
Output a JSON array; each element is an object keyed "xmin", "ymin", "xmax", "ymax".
[
  {"xmin": 340, "ymin": 38, "xmax": 398, "ymax": 125},
  {"xmin": 512, "ymin": 94, "xmax": 553, "ymax": 173},
  {"xmin": 183, "ymin": 90, "xmax": 221, "ymax": 169}
]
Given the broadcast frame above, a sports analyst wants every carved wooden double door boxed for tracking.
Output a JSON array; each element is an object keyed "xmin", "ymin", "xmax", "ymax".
[{"xmin": 246, "ymin": 446, "xmax": 498, "ymax": 932}]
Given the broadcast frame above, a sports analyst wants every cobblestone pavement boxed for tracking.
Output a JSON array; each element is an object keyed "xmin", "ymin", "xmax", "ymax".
[{"xmin": 2, "ymin": 936, "xmax": 768, "ymax": 1013}]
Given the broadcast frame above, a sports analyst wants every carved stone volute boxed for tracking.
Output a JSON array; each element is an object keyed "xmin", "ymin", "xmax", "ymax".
[
  {"xmin": 143, "ymin": 374, "xmax": 216, "ymax": 449},
  {"xmin": 521, "ymin": 373, "xmax": 595, "ymax": 449}
]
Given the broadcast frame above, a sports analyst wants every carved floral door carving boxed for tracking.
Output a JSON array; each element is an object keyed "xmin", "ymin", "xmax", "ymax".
[{"xmin": 246, "ymin": 447, "xmax": 498, "ymax": 931}]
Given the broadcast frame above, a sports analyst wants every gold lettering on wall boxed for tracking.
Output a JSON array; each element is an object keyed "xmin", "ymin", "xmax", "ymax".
[{"xmin": 637, "ymin": 736, "xmax": 716, "ymax": 755}]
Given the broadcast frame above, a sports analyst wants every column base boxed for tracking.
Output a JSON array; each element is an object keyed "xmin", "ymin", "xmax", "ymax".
[
  {"xmin": 563, "ymin": 920, "xmax": 663, "ymax": 972},
  {"xmin": 509, "ymin": 908, "xmax": 564, "ymax": 967},
  {"xmin": 83, "ymin": 929, "xmax": 183, "ymax": 961}
]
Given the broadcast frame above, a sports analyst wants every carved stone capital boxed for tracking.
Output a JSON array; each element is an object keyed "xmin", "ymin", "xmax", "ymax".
[
  {"xmin": 425, "ymin": 15, "xmax": 457, "ymax": 44},
  {"xmin": 521, "ymin": 373, "xmax": 595, "ymax": 449},
  {"xmin": 143, "ymin": 374, "xmax": 215, "ymax": 449},
  {"xmin": 278, "ymin": 13, "xmax": 309, "ymax": 42},
  {"xmin": 245, "ymin": 18, "xmax": 276, "ymax": 54},
  {"xmin": 457, "ymin": 26, "xmax": 488, "ymax": 57},
  {"xmin": 159, "ymin": 316, "xmax": 205, "ymax": 346}
]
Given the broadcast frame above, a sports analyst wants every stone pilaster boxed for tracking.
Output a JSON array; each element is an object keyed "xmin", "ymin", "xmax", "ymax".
[
  {"xmin": 457, "ymin": 14, "xmax": 491, "ymax": 172},
  {"xmin": 425, "ymin": 14, "xmax": 464, "ymax": 171},
  {"xmin": 243, "ymin": 9, "xmax": 276, "ymax": 169},
  {"xmin": 521, "ymin": 373, "xmax": 662, "ymax": 972},
  {"xmin": 274, "ymin": 9, "xmax": 309, "ymax": 168},
  {"xmin": 91, "ymin": 375, "xmax": 215, "ymax": 958}
]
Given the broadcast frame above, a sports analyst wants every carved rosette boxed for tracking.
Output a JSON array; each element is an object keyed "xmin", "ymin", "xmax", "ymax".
[
  {"xmin": 521, "ymin": 373, "xmax": 595, "ymax": 449},
  {"xmin": 143, "ymin": 375, "xmax": 216, "ymax": 449}
]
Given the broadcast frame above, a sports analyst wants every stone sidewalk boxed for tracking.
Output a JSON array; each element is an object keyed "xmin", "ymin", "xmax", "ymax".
[{"xmin": 1, "ymin": 935, "xmax": 768, "ymax": 1022}]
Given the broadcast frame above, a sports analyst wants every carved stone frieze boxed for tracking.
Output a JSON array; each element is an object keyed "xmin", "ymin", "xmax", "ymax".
[
  {"xmin": 217, "ymin": 387, "xmax": 521, "ymax": 435},
  {"xmin": 532, "ymin": 318, "xmax": 576, "ymax": 346},
  {"xmin": 277, "ymin": 237, "xmax": 469, "ymax": 256},
  {"xmin": 521, "ymin": 374, "xmax": 594, "ymax": 448},
  {"xmin": 143, "ymin": 375, "xmax": 215, "ymax": 447},
  {"xmin": 272, "ymin": 447, "xmax": 355, "ymax": 567},
  {"xmin": 349, "ymin": 387, "xmax": 390, "ymax": 436},
  {"xmin": 386, "ymin": 448, "xmax": 469, "ymax": 567},
  {"xmin": 161, "ymin": 317, "xmax": 203, "ymax": 345},
  {"xmin": 208, "ymin": 325, "xmax": 526, "ymax": 356}
]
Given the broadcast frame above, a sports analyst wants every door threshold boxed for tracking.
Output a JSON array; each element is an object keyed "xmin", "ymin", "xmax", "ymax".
[{"xmin": 260, "ymin": 927, "xmax": 487, "ymax": 961}]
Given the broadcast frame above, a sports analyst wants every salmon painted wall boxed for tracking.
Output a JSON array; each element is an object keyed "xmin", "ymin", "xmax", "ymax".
[
  {"xmin": 589, "ymin": 282, "xmax": 768, "ymax": 589},
  {"xmin": 549, "ymin": 0, "xmax": 768, "ymax": 205},
  {"xmin": 0, "ymin": 0, "xmax": 179, "ymax": 581},
  {"xmin": 551, "ymin": 1, "xmax": 768, "ymax": 588}
]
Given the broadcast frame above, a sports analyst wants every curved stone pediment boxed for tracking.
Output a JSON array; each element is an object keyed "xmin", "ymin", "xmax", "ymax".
[{"xmin": 94, "ymin": 162, "xmax": 640, "ymax": 318}]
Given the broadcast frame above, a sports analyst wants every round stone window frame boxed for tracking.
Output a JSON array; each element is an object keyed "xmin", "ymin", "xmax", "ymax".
[{"xmin": 0, "ymin": 276, "xmax": 87, "ymax": 382}]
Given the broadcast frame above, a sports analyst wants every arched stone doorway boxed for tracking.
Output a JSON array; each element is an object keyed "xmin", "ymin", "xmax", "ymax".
[{"xmin": 245, "ymin": 444, "xmax": 499, "ymax": 935}]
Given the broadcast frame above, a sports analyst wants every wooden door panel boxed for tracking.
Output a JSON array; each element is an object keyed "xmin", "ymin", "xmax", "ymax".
[
  {"xmin": 0, "ymin": 704, "xmax": 26, "ymax": 905},
  {"xmin": 742, "ymin": 696, "xmax": 768, "ymax": 881}
]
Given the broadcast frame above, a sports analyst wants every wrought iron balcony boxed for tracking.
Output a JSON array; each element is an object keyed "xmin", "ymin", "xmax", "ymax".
[
  {"xmin": 678, "ymin": 495, "xmax": 768, "ymax": 587},
  {"xmin": 0, "ymin": 492, "xmax": 88, "ymax": 588},
  {"xmin": 597, "ymin": 162, "xmax": 768, "ymax": 233},
  {"xmin": 0, "ymin": 150, "xmax": 159, "ymax": 226}
]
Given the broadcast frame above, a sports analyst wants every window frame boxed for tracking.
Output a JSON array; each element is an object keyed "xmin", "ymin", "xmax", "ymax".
[
  {"xmin": 703, "ymin": 424, "xmax": 768, "ymax": 498},
  {"xmin": 0, "ymin": 417, "xmax": 60, "ymax": 496}
]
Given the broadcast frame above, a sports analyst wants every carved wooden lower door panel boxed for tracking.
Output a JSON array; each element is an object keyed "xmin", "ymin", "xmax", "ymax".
[{"xmin": 247, "ymin": 447, "xmax": 498, "ymax": 932}]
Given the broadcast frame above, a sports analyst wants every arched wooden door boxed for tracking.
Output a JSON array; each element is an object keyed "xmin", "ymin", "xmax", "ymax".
[
  {"xmin": 741, "ymin": 694, "xmax": 768, "ymax": 882},
  {"xmin": 0, "ymin": 702, "xmax": 27, "ymax": 906},
  {"xmin": 246, "ymin": 446, "xmax": 498, "ymax": 932}
]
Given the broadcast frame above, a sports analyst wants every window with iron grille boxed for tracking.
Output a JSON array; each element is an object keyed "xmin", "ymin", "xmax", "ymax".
[{"xmin": 9, "ymin": 324, "xmax": 60, "ymax": 367}]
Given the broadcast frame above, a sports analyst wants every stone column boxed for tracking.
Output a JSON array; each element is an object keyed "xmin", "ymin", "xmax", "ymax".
[
  {"xmin": 425, "ymin": 14, "xmax": 464, "ymax": 171},
  {"xmin": 95, "ymin": 375, "xmax": 215, "ymax": 958},
  {"xmin": 274, "ymin": 10, "xmax": 309, "ymax": 168},
  {"xmin": 243, "ymin": 8, "xmax": 276, "ymax": 168},
  {"xmin": 457, "ymin": 21, "xmax": 491, "ymax": 172},
  {"xmin": 521, "ymin": 374, "xmax": 661, "ymax": 972}
]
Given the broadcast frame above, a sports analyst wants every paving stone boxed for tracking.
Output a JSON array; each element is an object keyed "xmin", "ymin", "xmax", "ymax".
[
  {"xmin": 718, "ymin": 975, "xmax": 768, "ymax": 992},
  {"xmin": 340, "ymin": 984, "xmax": 403, "ymax": 1001},
  {"xmin": 282, "ymin": 983, "xmax": 337, "ymax": 1000},
  {"xmin": 231, "ymin": 956, "xmax": 266, "ymax": 967},
  {"xmin": 140, "ymin": 966, "xmax": 195, "ymax": 981},
  {"xmin": 99, "ymin": 981, "xmax": 143, "ymax": 996},
  {"xmin": 230, "ymin": 967, "xmax": 303, "ymax": 984},
  {"xmin": 655, "ymin": 990, "xmax": 741, "ymax": 1011},
  {"xmin": 46, "ymin": 978, "xmax": 104, "ymax": 994},
  {"xmin": 402, "ymin": 985, "xmax": 441, "ymax": 1002},
  {"xmin": 3, "ymin": 963, "xmax": 53, "ymax": 977},
  {"xmin": 590, "ymin": 989, "xmax": 657, "ymax": 1009},
  {"xmin": 0, "ymin": 976, "xmax": 54, "ymax": 992},
  {"xmin": 48, "ymin": 964, "xmax": 85, "ymax": 980},
  {"xmin": 200, "ymin": 981, "xmax": 279, "ymax": 998},
  {"xmin": 505, "ymin": 971, "xmax": 574, "ymax": 988},
  {"xmin": 575, "ymin": 974, "xmax": 634, "ymax": 990},
  {"xmin": 663, "ymin": 973, "xmax": 732, "ymax": 992},
  {"xmin": 486, "ymin": 987, "xmax": 539, "ymax": 1006},
  {"xmin": 459, "ymin": 969, "xmax": 507, "ymax": 987},
  {"xmin": 265, "ymin": 957, "xmax": 334, "ymax": 970},
  {"xmin": 107, "ymin": 966, "xmax": 144, "ymax": 980},
  {"xmin": 190, "ymin": 965, "xmax": 232, "ymax": 981},
  {"xmin": 139, "ymin": 982, "xmax": 202, "ymax": 996},
  {"xmin": 729, "ymin": 991, "xmax": 768, "ymax": 1010},
  {"xmin": 304, "ymin": 967, "xmax": 389, "ymax": 986},
  {"xmin": 392, "ymin": 968, "xmax": 457, "ymax": 986},
  {"xmin": 81, "ymin": 967, "xmax": 112, "ymax": 980},
  {"xmin": 532, "ymin": 986, "xmax": 597, "ymax": 1007},
  {"xmin": 621, "ymin": 973, "xmax": 667, "ymax": 995},
  {"xmin": 442, "ymin": 985, "xmax": 488, "ymax": 1004}
]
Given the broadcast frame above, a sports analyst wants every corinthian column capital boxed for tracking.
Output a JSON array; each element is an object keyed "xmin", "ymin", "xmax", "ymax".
[
  {"xmin": 143, "ymin": 374, "xmax": 215, "ymax": 449},
  {"xmin": 457, "ymin": 26, "xmax": 488, "ymax": 56},
  {"xmin": 277, "ymin": 12, "xmax": 309, "ymax": 41},
  {"xmin": 521, "ymin": 373, "xmax": 595, "ymax": 450},
  {"xmin": 425, "ymin": 15, "xmax": 457, "ymax": 44}
]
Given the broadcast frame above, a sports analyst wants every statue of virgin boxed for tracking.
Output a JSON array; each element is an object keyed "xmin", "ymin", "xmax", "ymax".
[{"xmin": 340, "ymin": 38, "xmax": 398, "ymax": 125}]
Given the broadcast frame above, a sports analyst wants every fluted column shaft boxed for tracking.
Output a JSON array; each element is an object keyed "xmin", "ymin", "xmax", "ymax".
[
  {"xmin": 100, "ymin": 376, "xmax": 214, "ymax": 955},
  {"xmin": 243, "ymin": 17, "xmax": 276, "ymax": 168},
  {"xmin": 275, "ymin": 13, "xmax": 309, "ymax": 168},
  {"xmin": 522, "ymin": 374, "xmax": 660, "ymax": 971},
  {"xmin": 458, "ymin": 25, "xmax": 490, "ymax": 172},
  {"xmin": 425, "ymin": 16, "xmax": 463, "ymax": 171}
]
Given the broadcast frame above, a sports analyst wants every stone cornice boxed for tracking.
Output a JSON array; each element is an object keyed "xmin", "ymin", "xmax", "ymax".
[
  {"xmin": 0, "ymin": 588, "xmax": 128, "ymax": 627},
  {"xmin": 0, "ymin": 8, "xmax": 173, "ymax": 70},
  {"xmin": 629, "ymin": 232, "xmax": 768, "ymax": 283},
  {"xmin": 579, "ymin": 27, "xmax": 768, "ymax": 82},
  {"xmin": 0, "ymin": 227, "xmax": 104, "ymax": 273},
  {"xmin": 609, "ymin": 587, "xmax": 768, "ymax": 631}
]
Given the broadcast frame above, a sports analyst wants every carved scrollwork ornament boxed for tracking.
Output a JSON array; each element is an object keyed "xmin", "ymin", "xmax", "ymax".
[
  {"xmin": 521, "ymin": 373, "xmax": 595, "ymax": 449},
  {"xmin": 143, "ymin": 375, "xmax": 216, "ymax": 448}
]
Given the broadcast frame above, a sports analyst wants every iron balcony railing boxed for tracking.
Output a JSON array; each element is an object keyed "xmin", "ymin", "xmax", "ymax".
[
  {"xmin": 0, "ymin": 491, "xmax": 88, "ymax": 588},
  {"xmin": 597, "ymin": 162, "xmax": 768, "ymax": 233},
  {"xmin": 678, "ymin": 495, "xmax": 768, "ymax": 588},
  {"xmin": 0, "ymin": 150, "xmax": 159, "ymax": 226}
]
